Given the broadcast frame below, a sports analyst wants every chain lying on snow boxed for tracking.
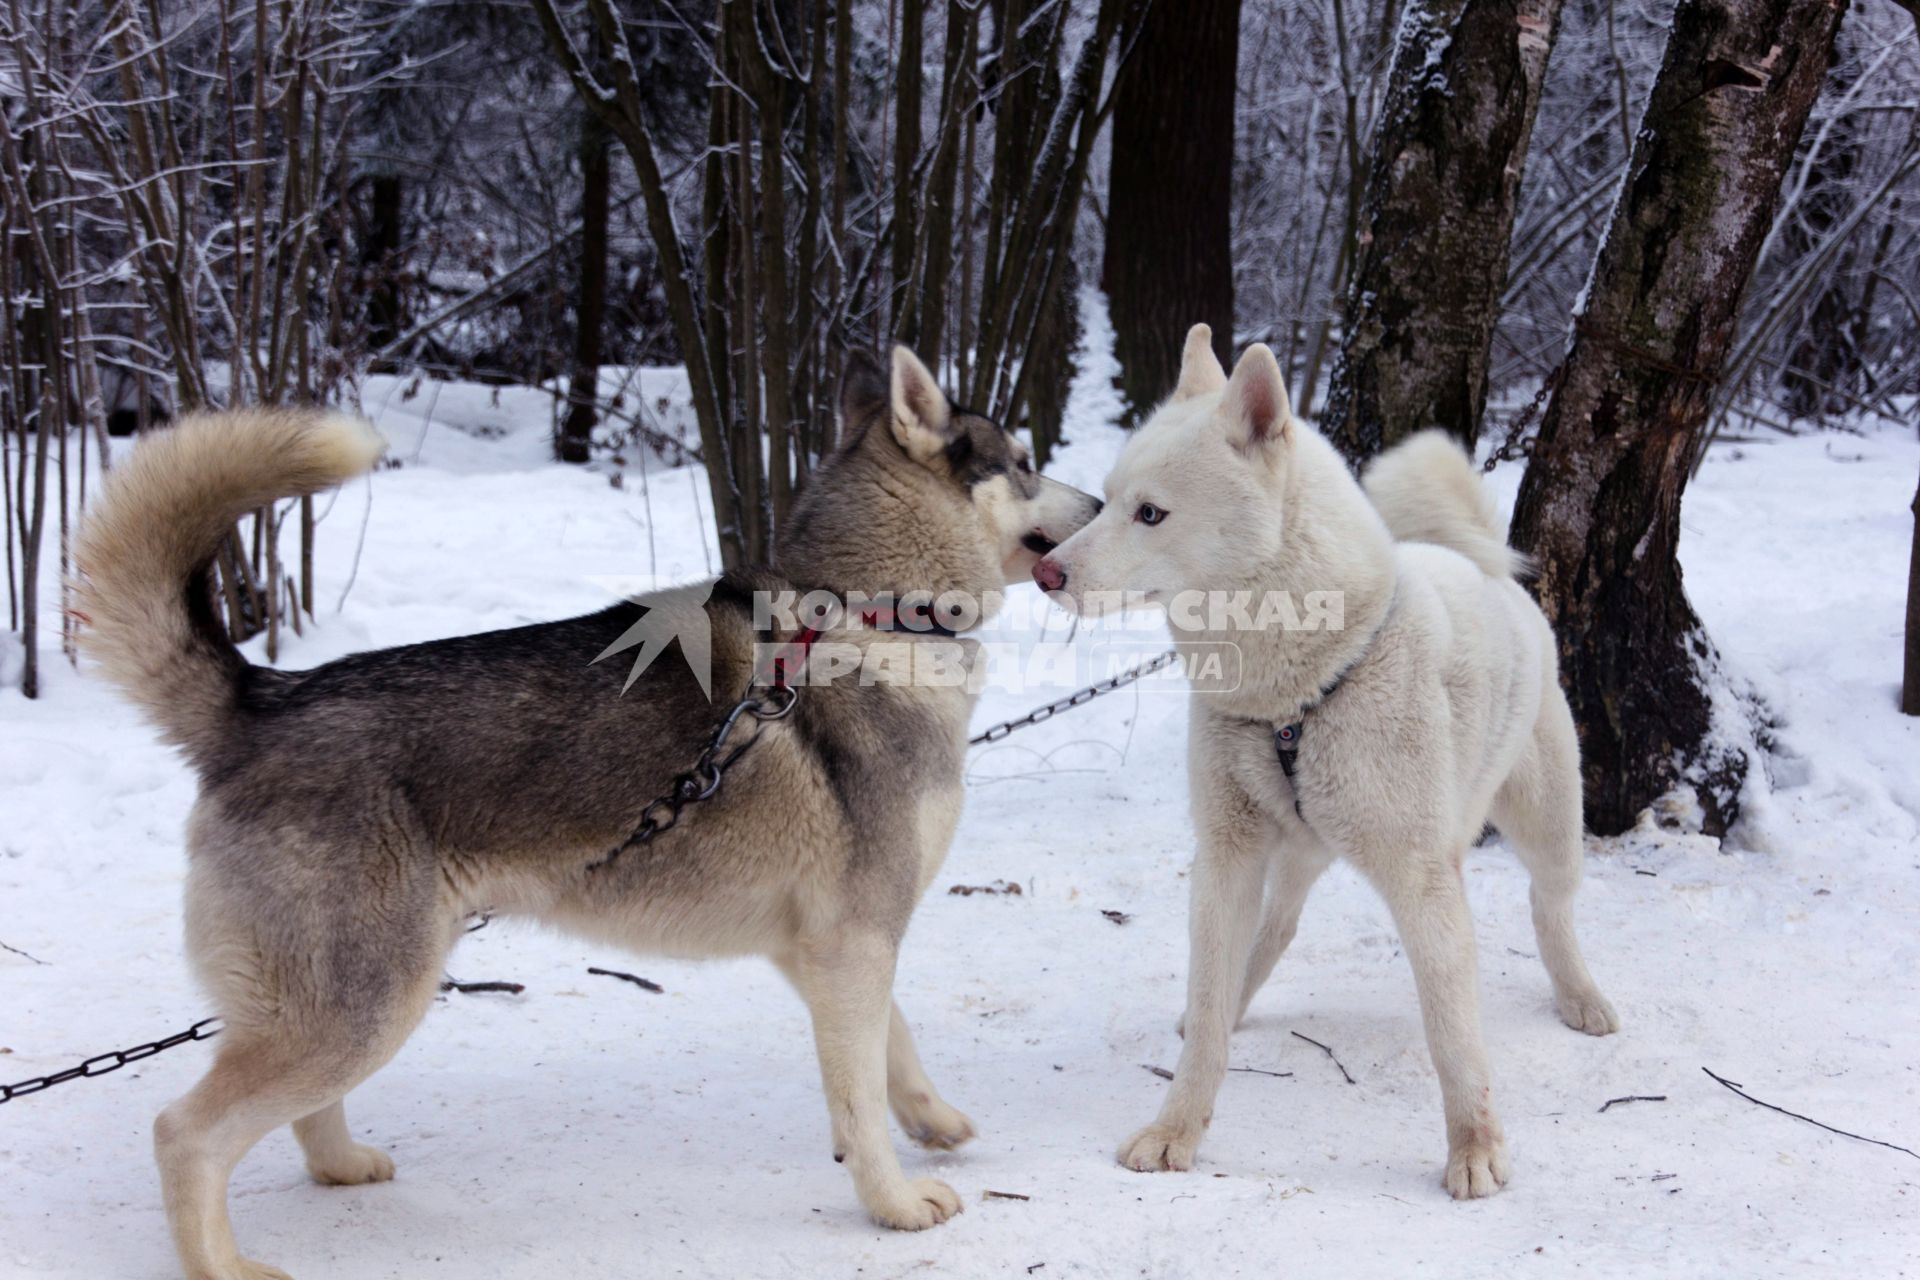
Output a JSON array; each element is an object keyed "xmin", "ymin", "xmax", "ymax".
[
  {"xmin": 0, "ymin": 648, "xmax": 1180, "ymax": 1105},
  {"xmin": 0, "ymin": 1018, "xmax": 223, "ymax": 1105}
]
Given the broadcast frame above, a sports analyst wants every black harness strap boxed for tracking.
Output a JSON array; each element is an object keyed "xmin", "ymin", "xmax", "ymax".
[
  {"xmin": 1265, "ymin": 605, "xmax": 1392, "ymax": 822},
  {"xmin": 1272, "ymin": 720, "xmax": 1306, "ymax": 818}
]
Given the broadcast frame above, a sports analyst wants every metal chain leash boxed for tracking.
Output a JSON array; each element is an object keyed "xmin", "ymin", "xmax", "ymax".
[
  {"xmin": 0, "ymin": 648, "xmax": 1180, "ymax": 1105},
  {"xmin": 0, "ymin": 1017, "xmax": 222, "ymax": 1106},
  {"xmin": 590, "ymin": 681, "xmax": 799, "ymax": 872},
  {"xmin": 969, "ymin": 648, "xmax": 1180, "ymax": 744}
]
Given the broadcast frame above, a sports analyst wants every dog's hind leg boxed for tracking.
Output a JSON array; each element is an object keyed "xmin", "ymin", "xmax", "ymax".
[
  {"xmin": 155, "ymin": 985, "xmax": 432, "ymax": 1280},
  {"xmin": 886, "ymin": 1002, "xmax": 976, "ymax": 1150},
  {"xmin": 292, "ymin": 1100, "xmax": 396, "ymax": 1186},
  {"xmin": 157, "ymin": 856, "xmax": 449, "ymax": 1279},
  {"xmin": 783, "ymin": 931, "xmax": 962, "ymax": 1230},
  {"xmin": 1357, "ymin": 853, "xmax": 1510, "ymax": 1200},
  {"xmin": 1236, "ymin": 843, "xmax": 1333, "ymax": 1025},
  {"xmin": 1490, "ymin": 695, "xmax": 1619, "ymax": 1036},
  {"xmin": 1176, "ymin": 843, "xmax": 1331, "ymax": 1038}
]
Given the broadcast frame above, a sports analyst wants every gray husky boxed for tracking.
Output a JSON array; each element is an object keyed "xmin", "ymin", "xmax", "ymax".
[{"xmin": 74, "ymin": 346, "xmax": 1100, "ymax": 1280}]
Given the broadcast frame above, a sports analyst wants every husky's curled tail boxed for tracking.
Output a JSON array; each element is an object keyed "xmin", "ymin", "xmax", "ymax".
[
  {"xmin": 1361, "ymin": 429, "xmax": 1530, "ymax": 580},
  {"xmin": 72, "ymin": 409, "xmax": 386, "ymax": 763}
]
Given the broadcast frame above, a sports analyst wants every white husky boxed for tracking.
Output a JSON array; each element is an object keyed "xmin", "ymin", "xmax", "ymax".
[{"xmin": 1035, "ymin": 325, "xmax": 1618, "ymax": 1198}]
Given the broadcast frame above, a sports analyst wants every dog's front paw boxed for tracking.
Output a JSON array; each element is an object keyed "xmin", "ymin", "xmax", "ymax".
[
  {"xmin": 1556, "ymin": 987, "xmax": 1619, "ymax": 1036},
  {"xmin": 307, "ymin": 1142, "xmax": 396, "ymax": 1186},
  {"xmin": 1118, "ymin": 1120, "xmax": 1203, "ymax": 1172},
  {"xmin": 1443, "ymin": 1133, "xmax": 1511, "ymax": 1199},
  {"xmin": 896, "ymin": 1094, "xmax": 977, "ymax": 1150},
  {"xmin": 866, "ymin": 1177, "xmax": 963, "ymax": 1230}
]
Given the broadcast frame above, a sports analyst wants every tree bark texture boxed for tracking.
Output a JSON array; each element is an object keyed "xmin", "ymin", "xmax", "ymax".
[
  {"xmin": 1101, "ymin": 0, "xmax": 1240, "ymax": 424},
  {"xmin": 1904, "ymin": 469, "xmax": 1920, "ymax": 716},
  {"xmin": 1323, "ymin": 0, "xmax": 1565, "ymax": 462},
  {"xmin": 1509, "ymin": 0, "xmax": 1849, "ymax": 836},
  {"xmin": 559, "ymin": 103, "xmax": 610, "ymax": 464}
]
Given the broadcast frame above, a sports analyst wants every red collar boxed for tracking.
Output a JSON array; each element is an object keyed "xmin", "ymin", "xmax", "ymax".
[{"xmin": 768, "ymin": 626, "xmax": 820, "ymax": 692}]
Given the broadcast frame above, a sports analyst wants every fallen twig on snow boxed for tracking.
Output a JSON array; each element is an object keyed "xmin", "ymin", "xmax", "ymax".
[
  {"xmin": 1101, "ymin": 909, "xmax": 1131, "ymax": 925},
  {"xmin": 0, "ymin": 940, "xmax": 48, "ymax": 965},
  {"xmin": 982, "ymin": 1189, "xmax": 1031, "ymax": 1202},
  {"xmin": 589, "ymin": 966, "xmax": 664, "ymax": 993},
  {"xmin": 1702, "ymin": 1067, "xmax": 1918, "ymax": 1159},
  {"xmin": 1143, "ymin": 1064, "xmax": 1174, "ymax": 1080},
  {"xmin": 440, "ymin": 977, "xmax": 524, "ymax": 995},
  {"xmin": 1229, "ymin": 1066, "xmax": 1293, "ymax": 1079},
  {"xmin": 949, "ymin": 880, "xmax": 1023, "ymax": 896},
  {"xmin": 1292, "ymin": 1030, "xmax": 1355, "ymax": 1085},
  {"xmin": 1599, "ymin": 1094, "xmax": 1667, "ymax": 1113}
]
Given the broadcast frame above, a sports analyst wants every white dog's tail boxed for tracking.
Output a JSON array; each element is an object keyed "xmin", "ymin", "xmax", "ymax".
[
  {"xmin": 1360, "ymin": 429, "xmax": 1530, "ymax": 579},
  {"xmin": 73, "ymin": 409, "xmax": 385, "ymax": 766}
]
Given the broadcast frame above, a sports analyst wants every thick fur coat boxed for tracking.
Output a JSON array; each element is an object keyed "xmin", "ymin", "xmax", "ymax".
[
  {"xmin": 1037, "ymin": 326, "xmax": 1618, "ymax": 1199},
  {"xmin": 73, "ymin": 348, "xmax": 1099, "ymax": 1280}
]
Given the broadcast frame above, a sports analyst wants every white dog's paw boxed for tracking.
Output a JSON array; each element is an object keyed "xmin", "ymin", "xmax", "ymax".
[
  {"xmin": 896, "ymin": 1093, "xmax": 977, "ymax": 1150},
  {"xmin": 866, "ymin": 1178, "xmax": 963, "ymax": 1230},
  {"xmin": 1118, "ymin": 1120, "xmax": 1203, "ymax": 1172},
  {"xmin": 308, "ymin": 1142, "xmax": 396, "ymax": 1186},
  {"xmin": 1443, "ymin": 1134, "xmax": 1511, "ymax": 1200},
  {"xmin": 1556, "ymin": 988, "xmax": 1619, "ymax": 1036}
]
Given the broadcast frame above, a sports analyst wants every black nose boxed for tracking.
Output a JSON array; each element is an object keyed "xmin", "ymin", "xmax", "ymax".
[{"xmin": 1091, "ymin": 498, "xmax": 1104, "ymax": 515}]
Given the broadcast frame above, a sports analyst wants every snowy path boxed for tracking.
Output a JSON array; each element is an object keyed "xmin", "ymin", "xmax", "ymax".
[{"xmin": 3, "ymin": 361, "xmax": 1917, "ymax": 1278}]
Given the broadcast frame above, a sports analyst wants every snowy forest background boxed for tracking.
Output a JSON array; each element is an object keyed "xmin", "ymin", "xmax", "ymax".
[
  {"xmin": 4, "ymin": 0, "xmax": 1920, "ymax": 841},
  {"xmin": 6, "ymin": 5, "xmax": 1920, "ymax": 1275}
]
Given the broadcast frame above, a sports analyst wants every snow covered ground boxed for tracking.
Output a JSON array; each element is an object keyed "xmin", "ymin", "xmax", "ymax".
[{"xmin": 3, "ymin": 312, "xmax": 1918, "ymax": 1278}]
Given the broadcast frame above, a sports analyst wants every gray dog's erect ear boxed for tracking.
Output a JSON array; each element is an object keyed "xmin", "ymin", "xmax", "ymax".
[
  {"xmin": 1174, "ymin": 323, "xmax": 1227, "ymax": 401},
  {"xmin": 888, "ymin": 345, "xmax": 955, "ymax": 465},
  {"xmin": 839, "ymin": 349, "xmax": 889, "ymax": 433},
  {"xmin": 1221, "ymin": 343, "xmax": 1293, "ymax": 454}
]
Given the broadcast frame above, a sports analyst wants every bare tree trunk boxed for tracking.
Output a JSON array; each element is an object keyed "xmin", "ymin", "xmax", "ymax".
[
  {"xmin": 891, "ymin": 0, "xmax": 924, "ymax": 341},
  {"xmin": 1509, "ymin": 0, "xmax": 1850, "ymax": 836},
  {"xmin": 1323, "ymin": 0, "xmax": 1565, "ymax": 463},
  {"xmin": 1905, "ymin": 469, "xmax": 1920, "ymax": 716},
  {"xmin": 559, "ymin": 96, "xmax": 610, "ymax": 464},
  {"xmin": 1103, "ymin": 0, "xmax": 1239, "ymax": 423},
  {"xmin": 364, "ymin": 173, "xmax": 405, "ymax": 359},
  {"xmin": 916, "ymin": 1, "xmax": 975, "ymax": 370},
  {"xmin": 795, "ymin": 0, "xmax": 827, "ymax": 474},
  {"xmin": 531, "ymin": 0, "xmax": 740, "ymax": 560}
]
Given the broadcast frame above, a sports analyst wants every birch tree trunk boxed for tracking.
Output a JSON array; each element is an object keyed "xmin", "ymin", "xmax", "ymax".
[
  {"xmin": 1509, "ymin": 0, "xmax": 1850, "ymax": 835},
  {"xmin": 1323, "ymin": 0, "xmax": 1565, "ymax": 462}
]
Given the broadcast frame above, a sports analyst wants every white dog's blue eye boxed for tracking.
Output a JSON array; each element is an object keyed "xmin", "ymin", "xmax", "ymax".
[{"xmin": 1136, "ymin": 503, "xmax": 1166, "ymax": 526}]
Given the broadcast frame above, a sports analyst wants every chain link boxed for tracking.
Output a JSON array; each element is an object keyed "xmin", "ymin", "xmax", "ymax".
[
  {"xmin": 0, "ymin": 1017, "xmax": 222, "ymax": 1106},
  {"xmin": 1, "ymin": 650, "xmax": 1181, "ymax": 1106},
  {"xmin": 969, "ymin": 648, "xmax": 1180, "ymax": 745},
  {"xmin": 590, "ymin": 682, "xmax": 799, "ymax": 871}
]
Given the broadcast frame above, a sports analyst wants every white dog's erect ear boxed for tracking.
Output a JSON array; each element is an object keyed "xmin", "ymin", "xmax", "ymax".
[
  {"xmin": 1174, "ymin": 323, "xmax": 1227, "ymax": 401},
  {"xmin": 889, "ymin": 344, "xmax": 955, "ymax": 464},
  {"xmin": 1221, "ymin": 343, "xmax": 1293, "ymax": 453}
]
